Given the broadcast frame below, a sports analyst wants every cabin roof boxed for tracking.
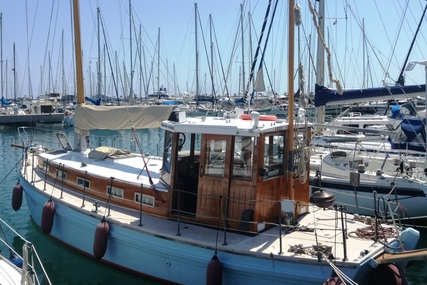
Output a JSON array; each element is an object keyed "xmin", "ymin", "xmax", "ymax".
[{"xmin": 161, "ymin": 114, "xmax": 309, "ymax": 137}]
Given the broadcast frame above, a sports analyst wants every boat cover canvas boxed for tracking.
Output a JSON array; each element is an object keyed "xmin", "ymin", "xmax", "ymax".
[
  {"xmin": 389, "ymin": 118, "xmax": 427, "ymax": 152},
  {"xmin": 74, "ymin": 104, "xmax": 174, "ymax": 130}
]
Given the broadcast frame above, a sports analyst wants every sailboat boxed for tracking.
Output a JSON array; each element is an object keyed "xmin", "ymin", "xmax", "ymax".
[
  {"xmin": 13, "ymin": 0, "xmax": 427, "ymax": 284},
  {"xmin": 309, "ymin": 0, "xmax": 427, "ymax": 222},
  {"xmin": 0, "ymin": 216, "xmax": 51, "ymax": 285}
]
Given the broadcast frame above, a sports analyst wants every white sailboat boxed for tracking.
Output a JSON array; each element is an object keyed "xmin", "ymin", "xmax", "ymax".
[{"xmin": 309, "ymin": 0, "xmax": 427, "ymax": 223}]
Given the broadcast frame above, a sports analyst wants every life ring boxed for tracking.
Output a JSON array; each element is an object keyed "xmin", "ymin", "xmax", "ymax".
[{"xmin": 240, "ymin": 114, "xmax": 277, "ymax": 121}]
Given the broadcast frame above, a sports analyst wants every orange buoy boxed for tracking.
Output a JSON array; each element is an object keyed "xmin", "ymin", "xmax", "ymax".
[
  {"xmin": 41, "ymin": 199, "xmax": 55, "ymax": 234},
  {"xmin": 206, "ymin": 254, "xmax": 222, "ymax": 285},
  {"xmin": 368, "ymin": 264, "xmax": 408, "ymax": 285},
  {"xmin": 240, "ymin": 113, "xmax": 277, "ymax": 121},
  {"xmin": 12, "ymin": 183, "xmax": 23, "ymax": 211},
  {"xmin": 93, "ymin": 218, "xmax": 109, "ymax": 260}
]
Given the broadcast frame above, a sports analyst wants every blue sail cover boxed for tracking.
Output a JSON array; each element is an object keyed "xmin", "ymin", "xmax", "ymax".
[
  {"xmin": 315, "ymin": 84, "xmax": 426, "ymax": 107},
  {"xmin": 389, "ymin": 118, "xmax": 427, "ymax": 152},
  {"xmin": 84, "ymin": 97, "xmax": 101, "ymax": 106},
  {"xmin": 1, "ymin": 97, "xmax": 11, "ymax": 106}
]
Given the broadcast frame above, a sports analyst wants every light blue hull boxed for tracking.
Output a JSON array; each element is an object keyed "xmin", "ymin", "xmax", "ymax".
[{"xmin": 21, "ymin": 176, "xmax": 373, "ymax": 285}]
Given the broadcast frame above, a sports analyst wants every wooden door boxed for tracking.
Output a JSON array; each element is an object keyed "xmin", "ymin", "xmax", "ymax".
[{"xmin": 196, "ymin": 134, "xmax": 232, "ymax": 224}]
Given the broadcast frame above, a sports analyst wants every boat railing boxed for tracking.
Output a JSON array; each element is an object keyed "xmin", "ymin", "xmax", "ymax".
[
  {"xmin": 0, "ymin": 217, "xmax": 52, "ymax": 285},
  {"xmin": 22, "ymin": 151, "xmax": 408, "ymax": 268}
]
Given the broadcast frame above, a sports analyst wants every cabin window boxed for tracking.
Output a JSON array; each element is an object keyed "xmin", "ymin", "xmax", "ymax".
[
  {"xmin": 205, "ymin": 139, "xmax": 226, "ymax": 177},
  {"xmin": 263, "ymin": 134, "xmax": 284, "ymax": 178},
  {"xmin": 233, "ymin": 136, "xmax": 253, "ymax": 179},
  {"xmin": 134, "ymin": 193, "xmax": 154, "ymax": 207},
  {"xmin": 56, "ymin": 169, "xmax": 67, "ymax": 180},
  {"xmin": 107, "ymin": 186, "xmax": 124, "ymax": 199},
  {"xmin": 76, "ymin": 177, "xmax": 90, "ymax": 188}
]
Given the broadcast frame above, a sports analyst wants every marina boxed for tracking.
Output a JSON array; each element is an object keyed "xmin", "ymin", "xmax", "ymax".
[
  {"xmin": 2, "ymin": 0, "xmax": 427, "ymax": 284},
  {"xmin": 0, "ymin": 123, "xmax": 427, "ymax": 284}
]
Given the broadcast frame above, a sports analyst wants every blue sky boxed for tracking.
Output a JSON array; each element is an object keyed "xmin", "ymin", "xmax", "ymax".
[{"xmin": 1, "ymin": 0, "xmax": 427, "ymax": 100}]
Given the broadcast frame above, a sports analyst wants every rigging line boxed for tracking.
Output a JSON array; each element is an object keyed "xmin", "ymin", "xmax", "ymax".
[
  {"xmin": 99, "ymin": 15, "xmax": 121, "ymax": 105},
  {"xmin": 130, "ymin": 127, "xmax": 165, "ymax": 202},
  {"xmin": 197, "ymin": 12, "xmax": 216, "ymax": 99},
  {"xmin": 24, "ymin": 0, "xmax": 38, "ymax": 97},
  {"xmin": 396, "ymin": 1, "xmax": 427, "ymax": 85},
  {"xmin": 243, "ymin": 0, "xmax": 273, "ymax": 106},
  {"xmin": 0, "ymin": 156, "xmax": 23, "ymax": 186},
  {"xmin": 40, "ymin": 0, "xmax": 56, "ymax": 94},
  {"xmin": 212, "ymin": 20, "xmax": 230, "ymax": 97},
  {"xmin": 343, "ymin": 0, "xmax": 388, "ymax": 84},
  {"xmin": 323, "ymin": 253, "xmax": 358, "ymax": 285},
  {"xmin": 383, "ymin": 0, "xmax": 409, "ymax": 83},
  {"xmin": 252, "ymin": 0, "xmax": 279, "ymax": 99}
]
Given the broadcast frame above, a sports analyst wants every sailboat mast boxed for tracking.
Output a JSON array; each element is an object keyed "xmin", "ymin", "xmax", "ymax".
[
  {"xmin": 73, "ymin": 0, "xmax": 84, "ymax": 104},
  {"xmin": 209, "ymin": 14, "xmax": 215, "ymax": 99},
  {"xmin": 97, "ymin": 7, "xmax": 102, "ymax": 98},
  {"xmin": 240, "ymin": 4, "xmax": 245, "ymax": 98},
  {"xmin": 129, "ymin": 0, "xmax": 134, "ymax": 103},
  {"xmin": 287, "ymin": 0, "xmax": 295, "ymax": 199},
  {"xmin": 157, "ymin": 27, "xmax": 160, "ymax": 98},
  {"xmin": 0, "ymin": 13, "xmax": 3, "ymax": 100},
  {"xmin": 195, "ymin": 3, "xmax": 199, "ymax": 104},
  {"xmin": 13, "ymin": 42, "xmax": 16, "ymax": 101},
  {"xmin": 62, "ymin": 30, "xmax": 66, "ymax": 97},
  {"xmin": 315, "ymin": 0, "xmax": 325, "ymax": 124}
]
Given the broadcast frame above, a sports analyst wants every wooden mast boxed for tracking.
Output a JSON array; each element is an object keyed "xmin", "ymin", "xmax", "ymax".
[
  {"xmin": 287, "ymin": 0, "xmax": 295, "ymax": 200},
  {"xmin": 73, "ymin": 0, "xmax": 85, "ymax": 105}
]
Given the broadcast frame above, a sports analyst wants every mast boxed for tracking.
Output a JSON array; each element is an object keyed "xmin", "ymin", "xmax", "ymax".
[
  {"xmin": 0, "ymin": 13, "xmax": 3, "ymax": 100},
  {"xmin": 138, "ymin": 25, "xmax": 142, "ymax": 101},
  {"xmin": 97, "ymin": 7, "xmax": 102, "ymax": 98},
  {"xmin": 73, "ymin": 0, "xmax": 84, "ymax": 104},
  {"xmin": 129, "ymin": 0, "xmax": 134, "ymax": 103},
  {"xmin": 157, "ymin": 27, "xmax": 160, "ymax": 98},
  {"xmin": 240, "ymin": 4, "xmax": 245, "ymax": 98},
  {"xmin": 315, "ymin": 0, "xmax": 325, "ymax": 124},
  {"xmin": 209, "ymin": 14, "xmax": 215, "ymax": 100},
  {"xmin": 362, "ymin": 18, "xmax": 366, "ymax": 88},
  {"xmin": 13, "ymin": 42, "xmax": 16, "ymax": 101},
  {"xmin": 62, "ymin": 30, "xmax": 66, "ymax": 97},
  {"xmin": 48, "ymin": 52, "xmax": 51, "ymax": 94},
  {"xmin": 287, "ymin": 0, "xmax": 295, "ymax": 199},
  {"xmin": 194, "ymin": 3, "xmax": 199, "ymax": 105}
]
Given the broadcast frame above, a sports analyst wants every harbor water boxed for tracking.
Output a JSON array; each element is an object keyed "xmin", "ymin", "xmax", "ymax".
[{"xmin": 1, "ymin": 123, "xmax": 427, "ymax": 284}]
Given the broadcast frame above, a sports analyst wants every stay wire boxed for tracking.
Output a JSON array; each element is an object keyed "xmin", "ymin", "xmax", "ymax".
[{"xmin": 0, "ymin": 155, "xmax": 23, "ymax": 186}]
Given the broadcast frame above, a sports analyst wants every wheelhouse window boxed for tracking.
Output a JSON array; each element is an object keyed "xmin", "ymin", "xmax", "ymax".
[
  {"xmin": 263, "ymin": 134, "xmax": 284, "ymax": 178},
  {"xmin": 162, "ymin": 130, "xmax": 173, "ymax": 174},
  {"xmin": 205, "ymin": 139, "xmax": 226, "ymax": 177},
  {"xmin": 233, "ymin": 136, "xmax": 253, "ymax": 179}
]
